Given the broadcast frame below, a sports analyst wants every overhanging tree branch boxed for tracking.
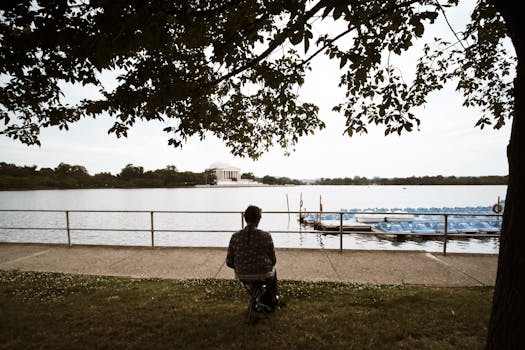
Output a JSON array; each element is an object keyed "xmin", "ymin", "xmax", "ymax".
[
  {"xmin": 208, "ymin": 0, "xmax": 331, "ymax": 86},
  {"xmin": 434, "ymin": 0, "xmax": 467, "ymax": 50},
  {"xmin": 302, "ymin": 27, "xmax": 354, "ymax": 66},
  {"xmin": 301, "ymin": 0, "xmax": 423, "ymax": 66},
  {"xmin": 210, "ymin": 0, "xmax": 428, "ymax": 87}
]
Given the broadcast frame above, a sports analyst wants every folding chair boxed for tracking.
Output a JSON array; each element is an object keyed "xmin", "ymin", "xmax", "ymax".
[{"xmin": 241, "ymin": 280, "xmax": 272, "ymax": 323}]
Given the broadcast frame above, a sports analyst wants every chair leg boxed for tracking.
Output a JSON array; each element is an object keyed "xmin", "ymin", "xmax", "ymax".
[
  {"xmin": 253, "ymin": 287, "xmax": 271, "ymax": 320},
  {"xmin": 243, "ymin": 282, "xmax": 271, "ymax": 323}
]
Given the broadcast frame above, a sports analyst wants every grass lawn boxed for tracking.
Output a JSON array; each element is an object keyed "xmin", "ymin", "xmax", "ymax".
[{"xmin": 0, "ymin": 270, "xmax": 492, "ymax": 349}]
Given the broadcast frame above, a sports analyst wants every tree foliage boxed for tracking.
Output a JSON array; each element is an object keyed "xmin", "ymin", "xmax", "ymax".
[
  {"xmin": 0, "ymin": 0, "xmax": 324, "ymax": 158},
  {"xmin": 1, "ymin": 0, "xmax": 514, "ymax": 157}
]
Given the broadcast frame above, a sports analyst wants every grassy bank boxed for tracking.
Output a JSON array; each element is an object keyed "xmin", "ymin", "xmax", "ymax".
[{"xmin": 0, "ymin": 271, "xmax": 492, "ymax": 349}]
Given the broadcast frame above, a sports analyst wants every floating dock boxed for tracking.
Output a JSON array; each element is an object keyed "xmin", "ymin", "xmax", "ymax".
[{"xmin": 299, "ymin": 204, "xmax": 503, "ymax": 238}]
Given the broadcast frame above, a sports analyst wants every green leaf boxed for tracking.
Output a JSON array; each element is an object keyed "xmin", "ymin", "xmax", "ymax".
[
  {"xmin": 290, "ymin": 33, "xmax": 302, "ymax": 45},
  {"xmin": 322, "ymin": 5, "xmax": 334, "ymax": 19},
  {"xmin": 333, "ymin": 6, "xmax": 343, "ymax": 20},
  {"xmin": 304, "ymin": 37, "xmax": 310, "ymax": 53},
  {"xmin": 340, "ymin": 56, "xmax": 347, "ymax": 68},
  {"xmin": 414, "ymin": 22, "xmax": 424, "ymax": 37}
]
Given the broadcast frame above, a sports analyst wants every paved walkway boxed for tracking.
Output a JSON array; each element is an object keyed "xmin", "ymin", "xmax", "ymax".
[{"xmin": 0, "ymin": 244, "xmax": 498, "ymax": 287}]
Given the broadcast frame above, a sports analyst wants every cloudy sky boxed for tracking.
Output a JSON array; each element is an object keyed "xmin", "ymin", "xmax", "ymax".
[{"xmin": 0, "ymin": 1, "xmax": 513, "ymax": 179}]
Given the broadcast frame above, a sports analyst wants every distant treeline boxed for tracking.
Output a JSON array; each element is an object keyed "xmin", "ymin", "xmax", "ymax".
[
  {"xmin": 240, "ymin": 172, "xmax": 302, "ymax": 185},
  {"xmin": 0, "ymin": 162, "xmax": 217, "ymax": 190},
  {"xmin": 314, "ymin": 175, "xmax": 508, "ymax": 185},
  {"xmin": 0, "ymin": 162, "xmax": 507, "ymax": 190},
  {"xmin": 0, "ymin": 162, "xmax": 300, "ymax": 190}
]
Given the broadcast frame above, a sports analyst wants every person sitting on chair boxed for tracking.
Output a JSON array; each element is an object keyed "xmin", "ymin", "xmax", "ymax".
[{"xmin": 226, "ymin": 205, "xmax": 283, "ymax": 310}]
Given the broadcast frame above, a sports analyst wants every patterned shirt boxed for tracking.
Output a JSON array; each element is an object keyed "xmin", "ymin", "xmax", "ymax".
[{"xmin": 226, "ymin": 226, "xmax": 276, "ymax": 276}]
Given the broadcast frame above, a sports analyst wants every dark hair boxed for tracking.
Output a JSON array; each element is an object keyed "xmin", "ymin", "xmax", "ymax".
[{"xmin": 244, "ymin": 205, "xmax": 262, "ymax": 225}]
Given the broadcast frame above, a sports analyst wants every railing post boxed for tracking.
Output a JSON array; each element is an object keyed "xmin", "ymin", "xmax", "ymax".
[
  {"xmin": 150, "ymin": 211, "xmax": 155, "ymax": 248},
  {"xmin": 339, "ymin": 212, "xmax": 343, "ymax": 253},
  {"xmin": 443, "ymin": 214, "xmax": 448, "ymax": 256},
  {"xmin": 66, "ymin": 210, "xmax": 71, "ymax": 247}
]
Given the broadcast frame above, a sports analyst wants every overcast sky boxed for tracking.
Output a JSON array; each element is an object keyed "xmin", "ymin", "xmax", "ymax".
[{"xmin": 0, "ymin": 1, "xmax": 514, "ymax": 179}]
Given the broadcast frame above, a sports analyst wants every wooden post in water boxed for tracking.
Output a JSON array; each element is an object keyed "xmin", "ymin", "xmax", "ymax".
[
  {"xmin": 286, "ymin": 194, "xmax": 290, "ymax": 220},
  {"xmin": 318, "ymin": 195, "xmax": 322, "ymax": 222},
  {"xmin": 443, "ymin": 214, "xmax": 448, "ymax": 256}
]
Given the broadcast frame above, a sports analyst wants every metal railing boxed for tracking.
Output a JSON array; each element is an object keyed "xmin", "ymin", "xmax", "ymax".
[{"xmin": 0, "ymin": 209, "xmax": 502, "ymax": 255}]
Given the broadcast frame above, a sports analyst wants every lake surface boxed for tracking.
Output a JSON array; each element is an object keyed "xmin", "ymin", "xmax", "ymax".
[{"xmin": 0, "ymin": 185, "xmax": 506, "ymax": 253}]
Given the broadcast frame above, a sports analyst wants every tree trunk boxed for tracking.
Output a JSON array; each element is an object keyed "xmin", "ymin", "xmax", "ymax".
[{"xmin": 486, "ymin": 1, "xmax": 525, "ymax": 348}]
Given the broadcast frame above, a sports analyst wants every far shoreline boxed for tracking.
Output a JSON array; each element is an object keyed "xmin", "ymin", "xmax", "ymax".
[{"xmin": 0, "ymin": 183, "xmax": 508, "ymax": 192}]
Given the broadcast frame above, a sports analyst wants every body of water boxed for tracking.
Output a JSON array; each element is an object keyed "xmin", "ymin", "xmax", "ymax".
[{"xmin": 0, "ymin": 185, "xmax": 505, "ymax": 253}]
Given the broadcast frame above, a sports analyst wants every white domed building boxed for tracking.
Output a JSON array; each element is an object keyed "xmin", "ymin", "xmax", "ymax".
[
  {"xmin": 207, "ymin": 162, "xmax": 241, "ymax": 184},
  {"xmin": 206, "ymin": 162, "xmax": 262, "ymax": 186}
]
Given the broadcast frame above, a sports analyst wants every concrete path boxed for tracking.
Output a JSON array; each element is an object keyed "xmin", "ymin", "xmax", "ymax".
[{"xmin": 0, "ymin": 243, "xmax": 498, "ymax": 287}]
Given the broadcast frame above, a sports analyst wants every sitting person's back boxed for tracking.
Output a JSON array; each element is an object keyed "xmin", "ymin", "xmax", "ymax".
[
  {"xmin": 226, "ymin": 225, "xmax": 275, "ymax": 279},
  {"xmin": 226, "ymin": 205, "xmax": 283, "ymax": 310}
]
